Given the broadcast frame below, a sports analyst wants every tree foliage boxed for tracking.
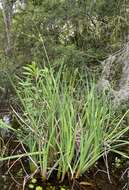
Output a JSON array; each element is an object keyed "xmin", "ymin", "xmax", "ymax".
[{"xmin": 0, "ymin": 0, "xmax": 128, "ymax": 83}]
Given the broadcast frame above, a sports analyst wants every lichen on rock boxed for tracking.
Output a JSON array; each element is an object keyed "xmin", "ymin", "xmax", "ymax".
[{"xmin": 97, "ymin": 42, "xmax": 129, "ymax": 107}]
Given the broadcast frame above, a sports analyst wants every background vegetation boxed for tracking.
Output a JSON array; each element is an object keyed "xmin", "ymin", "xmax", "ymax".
[{"xmin": 0, "ymin": 0, "xmax": 129, "ymax": 91}]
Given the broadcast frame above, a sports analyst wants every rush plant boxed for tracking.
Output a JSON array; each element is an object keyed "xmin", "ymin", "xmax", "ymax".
[{"xmin": 0, "ymin": 63, "xmax": 129, "ymax": 182}]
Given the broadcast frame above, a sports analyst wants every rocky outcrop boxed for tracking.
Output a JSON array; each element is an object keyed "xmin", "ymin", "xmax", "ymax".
[{"xmin": 97, "ymin": 42, "xmax": 129, "ymax": 107}]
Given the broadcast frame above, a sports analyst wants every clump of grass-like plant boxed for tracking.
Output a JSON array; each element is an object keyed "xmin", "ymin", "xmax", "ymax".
[{"xmin": 1, "ymin": 62, "xmax": 129, "ymax": 182}]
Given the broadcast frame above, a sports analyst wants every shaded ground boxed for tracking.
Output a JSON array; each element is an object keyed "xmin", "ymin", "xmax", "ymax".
[{"xmin": 0, "ymin": 144, "xmax": 128, "ymax": 190}]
